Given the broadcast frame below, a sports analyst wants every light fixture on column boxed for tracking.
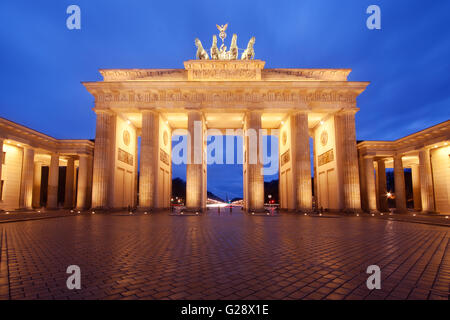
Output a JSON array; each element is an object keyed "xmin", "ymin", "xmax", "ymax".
[
  {"xmin": 320, "ymin": 120, "xmax": 324, "ymax": 125},
  {"xmin": 127, "ymin": 119, "xmax": 131, "ymax": 125}
]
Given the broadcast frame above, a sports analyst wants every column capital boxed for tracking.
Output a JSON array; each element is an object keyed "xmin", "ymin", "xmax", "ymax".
[
  {"xmin": 141, "ymin": 109, "xmax": 158, "ymax": 115},
  {"xmin": 291, "ymin": 109, "xmax": 309, "ymax": 115},
  {"xmin": 94, "ymin": 109, "xmax": 115, "ymax": 115},
  {"xmin": 78, "ymin": 153, "xmax": 92, "ymax": 159},
  {"xmin": 336, "ymin": 108, "xmax": 359, "ymax": 116}
]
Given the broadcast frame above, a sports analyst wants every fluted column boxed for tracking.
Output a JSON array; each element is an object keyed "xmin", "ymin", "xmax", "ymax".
[
  {"xmin": 86, "ymin": 155, "xmax": 93, "ymax": 209},
  {"xmin": 419, "ymin": 149, "xmax": 435, "ymax": 213},
  {"xmin": 19, "ymin": 147, "xmax": 34, "ymax": 209},
  {"xmin": 411, "ymin": 164, "xmax": 422, "ymax": 211},
  {"xmin": 91, "ymin": 111, "xmax": 115, "ymax": 209},
  {"xmin": 245, "ymin": 111, "xmax": 264, "ymax": 212},
  {"xmin": 335, "ymin": 111, "xmax": 361, "ymax": 212},
  {"xmin": 376, "ymin": 159, "xmax": 388, "ymax": 212},
  {"xmin": 393, "ymin": 155, "xmax": 407, "ymax": 213},
  {"xmin": 32, "ymin": 161, "xmax": 42, "ymax": 208},
  {"xmin": 139, "ymin": 111, "xmax": 158, "ymax": 209},
  {"xmin": 64, "ymin": 157, "xmax": 75, "ymax": 208},
  {"xmin": 0, "ymin": 139, "xmax": 3, "ymax": 201},
  {"xmin": 47, "ymin": 153, "xmax": 59, "ymax": 209},
  {"xmin": 76, "ymin": 154, "xmax": 91, "ymax": 210},
  {"xmin": 364, "ymin": 157, "xmax": 377, "ymax": 212},
  {"xmin": 312, "ymin": 137, "xmax": 318, "ymax": 211},
  {"xmin": 292, "ymin": 112, "xmax": 312, "ymax": 212},
  {"xmin": 186, "ymin": 110, "xmax": 205, "ymax": 211}
]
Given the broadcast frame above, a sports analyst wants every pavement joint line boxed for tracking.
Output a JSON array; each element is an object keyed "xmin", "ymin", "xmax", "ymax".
[
  {"xmin": 0, "ymin": 229, "xmax": 10, "ymax": 300},
  {"xmin": 0, "ymin": 214, "xmax": 76, "ymax": 225}
]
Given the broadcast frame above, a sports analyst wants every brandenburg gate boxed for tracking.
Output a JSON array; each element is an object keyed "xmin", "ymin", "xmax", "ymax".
[{"xmin": 82, "ymin": 28, "xmax": 369, "ymax": 213}]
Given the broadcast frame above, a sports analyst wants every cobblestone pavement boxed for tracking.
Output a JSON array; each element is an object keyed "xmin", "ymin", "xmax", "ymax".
[{"xmin": 0, "ymin": 209, "xmax": 448, "ymax": 300}]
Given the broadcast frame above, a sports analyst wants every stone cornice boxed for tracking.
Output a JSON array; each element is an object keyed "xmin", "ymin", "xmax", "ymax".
[
  {"xmin": 262, "ymin": 69, "xmax": 352, "ymax": 81},
  {"xmin": 83, "ymin": 82, "xmax": 367, "ymax": 111},
  {"xmin": 98, "ymin": 65, "xmax": 353, "ymax": 82},
  {"xmin": 357, "ymin": 120, "xmax": 450, "ymax": 156},
  {"xmin": 0, "ymin": 117, "xmax": 94, "ymax": 155}
]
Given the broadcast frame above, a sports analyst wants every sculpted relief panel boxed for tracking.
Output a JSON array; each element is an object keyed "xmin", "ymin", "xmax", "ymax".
[{"xmin": 94, "ymin": 89, "xmax": 358, "ymax": 107}]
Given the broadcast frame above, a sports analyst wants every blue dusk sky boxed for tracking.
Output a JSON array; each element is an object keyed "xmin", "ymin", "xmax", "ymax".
[{"xmin": 1, "ymin": 1, "xmax": 449, "ymax": 200}]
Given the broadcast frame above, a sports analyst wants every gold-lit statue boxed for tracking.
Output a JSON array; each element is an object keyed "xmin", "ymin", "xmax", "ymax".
[
  {"xmin": 195, "ymin": 24, "xmax": 255, "ymax": 61},
  {"xmin": 210, "ymin": 35, "xmax": 219, "ymax": 60},
  {"xmin": 228, "ymin": 34, "xmax": 238, "ymax": 60},
  {"xmin": 216, "ymin": 23, "xmax": 228, "ymax": 42},
  {"xmin": 195, "ymin": 38, "xmax": 209, "ymax": 60},
  {"xmin": 241, "ymin": 37, "xmax": 255, "ymax": 60}
]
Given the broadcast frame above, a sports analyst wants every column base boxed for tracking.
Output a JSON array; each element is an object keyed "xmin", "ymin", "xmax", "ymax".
[
  {"xmin": 180, "ymin": 208, "xmax": 204, "ymax": 215},
  {"xmin": 420, "ymin": 210, "xmax": 439, "ymax": 215},
  {"xmin": 246, "ymin": 208, "xmax": 269, "ymax": 215},
  {"xmin": 342, "ymin": 208, "xmax": 363, "ymax": 214}
]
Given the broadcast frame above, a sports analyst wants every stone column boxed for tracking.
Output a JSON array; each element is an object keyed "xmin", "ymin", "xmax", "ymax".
[
  {"xmin": 186, "ymin": 110, "xmax": 205, "ymax": 211},
  {"xmin": 245, "ymin": 111, "xmax": 264, "ymax": 212},
  {"xmin": 312, "ymin": 137, "xmax": 318, "ymax": 211},
  {"xmin": 358, "ymin": 153, "xmax": 367, "ymax": 211},
  {"xmin": 0, "ymin": 139, "xmax": 4, "ymax": 202},
  {"xmin": 32, "ymin": 161, "xmax": 42, "ymax": 208},
  {"xmin": 411, "ymin": 164, "xmax": 422, "ymax": 211},
  {"xmin": 335, "ymin": 111, "xmax": 361, "ymax": 212},
  {"xmin": 364, "ymin": 157, "xmax": 377, "ymax": 212},
  {"xmin": 393, "ymin": 155, "xmax": 407, "ymax": 213},
  {"xmin": 19, "ymin": 147, "xmax": 34, "ymax": 209},
  {"xmin": 47, "ymin": 153, "xmax": 59, "ymax": 209},
  {"xmin": 91, "ymin": 111, "xmax": 115, "ymax": 209},
  {"xmin": 86, "ymin": 155, "xmax": 93, "ymax": 209},
  {"xmin": 292, "ymin": 112, "xmax": 312, "ymax": 212},
  {"xmin": 419, "ymin": 149, "xmax": 435, "ymax": 213},
  {"xmin": 377, "ymin": 159, "xmax": 388, "ymax": 212},
  {"xmin": 64, "ymin": 157, "xmax": 75, "ymax": 209},
  {"xmin": 0, "ymin": 138, "xmax": 4, "ymax": 194},
  {"xmin": 76, "ymin": 155, "xmax": 91, "ymax": 210},
  {"xmin": 139, "ymin": 111, "xmax": 158, "ymax": 210}
]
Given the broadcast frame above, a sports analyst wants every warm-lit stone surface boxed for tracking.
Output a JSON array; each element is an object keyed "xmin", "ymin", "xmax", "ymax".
[{"xmin": 0, "ymin": 210, "xmax": 448, "ymax": 300}]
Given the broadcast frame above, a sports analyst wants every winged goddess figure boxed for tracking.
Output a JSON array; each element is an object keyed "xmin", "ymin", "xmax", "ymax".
[{"xmin": 216, "ymin": 23, "xmax": 228, "ymax": 42}]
